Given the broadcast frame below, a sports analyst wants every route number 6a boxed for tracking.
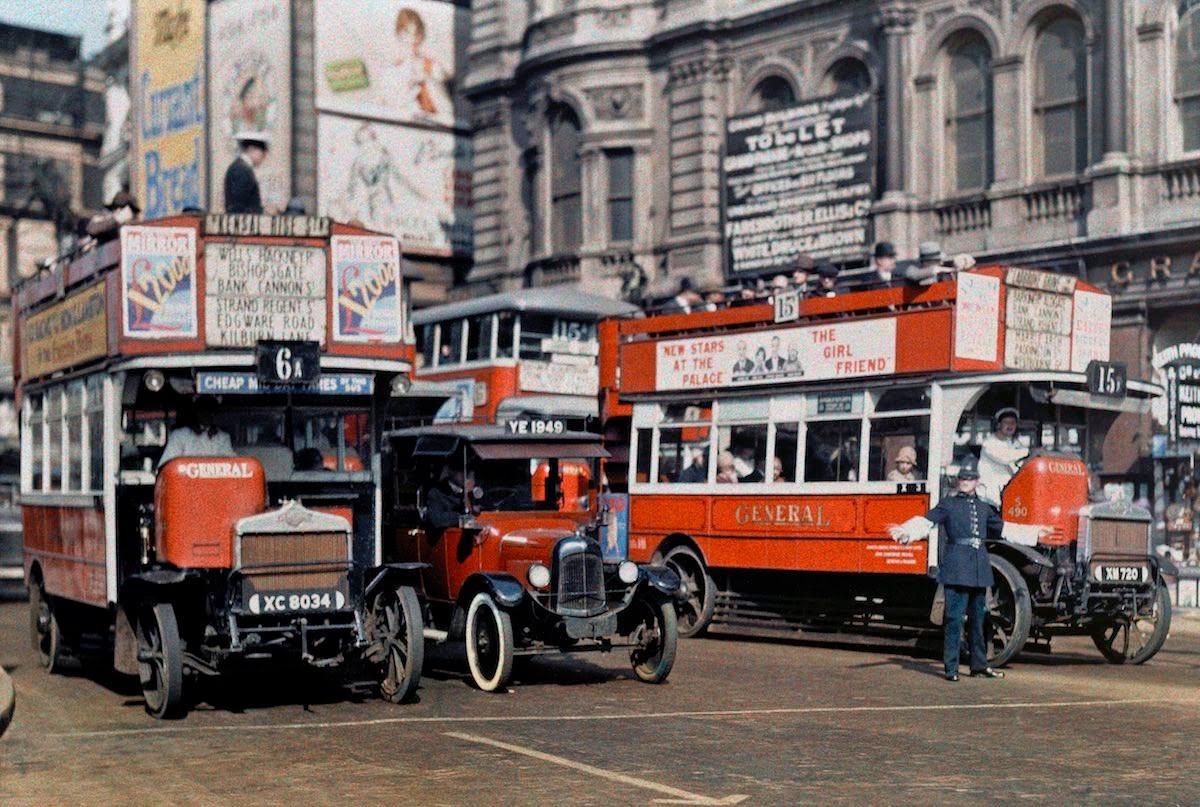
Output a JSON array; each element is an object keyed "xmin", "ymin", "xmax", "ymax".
[{"xmin": 256, "ymin": 340, "xmax": 320, "ymax": 387}]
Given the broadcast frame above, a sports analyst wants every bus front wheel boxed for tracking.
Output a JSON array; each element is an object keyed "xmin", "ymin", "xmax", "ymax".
[
  {"xmin": 30, "ymin": 580, "xmax": 69, "ymax": 674},
  {"xmin": 986, "ymin": 555, "xmax": 1032, "ymax": 667},
  {"xmin": 663, "ymin": 546, "xmax": 715, "ymax": 638}
]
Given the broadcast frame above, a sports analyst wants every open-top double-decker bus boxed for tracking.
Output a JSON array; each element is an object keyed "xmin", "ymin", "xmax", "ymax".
[
  {"xmin": 414, "ymin": 288, "xmax": 638, "ymax": 425},
  {"xmin": 606, "ymin": 266, "xmax": 1172, "ymax": 665},
  {"xmin": 17, "ymin": 214, "xmax": 424, "ymax": 717}
]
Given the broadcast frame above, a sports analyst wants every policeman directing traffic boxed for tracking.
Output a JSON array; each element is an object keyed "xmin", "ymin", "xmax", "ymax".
[{"xmin": 888, "ymin": 455, "xmax": 1050, "ymax": 681}]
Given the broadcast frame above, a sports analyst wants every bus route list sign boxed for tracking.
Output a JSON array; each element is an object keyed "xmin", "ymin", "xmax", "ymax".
[
  {"xmin": 724, "ymin": 90, "xmax": 875, "ymax": 274},
  {"xmin": 205, "ymin": 242, "xmax": 326, "ymax": 347},
  {"xmin": 120, "ymin": 225, "xmax": 199, "ymax": 339},
  {"xmin": 331, "ymin": 235, "xmax": 403, "ymax": 343},
  {"xmin": 654, "ymin": 318, "xmax": 896, "ymax": 392}
]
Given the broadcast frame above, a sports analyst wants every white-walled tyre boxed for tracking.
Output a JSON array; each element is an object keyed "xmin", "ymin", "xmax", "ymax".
[{"xmin": 465, "ymin": 592, "xmax": 514, "ymax": 692}]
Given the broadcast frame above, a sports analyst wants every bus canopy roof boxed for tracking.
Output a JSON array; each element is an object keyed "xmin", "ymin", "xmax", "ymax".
[{"xmin": 412, "ymin": 288, "xmax": 638, "ymax": 326}]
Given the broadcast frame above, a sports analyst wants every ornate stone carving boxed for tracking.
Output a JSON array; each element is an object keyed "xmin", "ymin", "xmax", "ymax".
[
  {"xmin": 585, "ymin": 83, "xmax": 644, "ymax": 120},
  {"xmin": 740, "ymin": 54, "xmax": 767, "ymax": 77},
  {"xmin": 922, "ymin": 6, "xmax": 954, "ymax": 31},
  {"xmin": 667, "ymin": 55, "xmax": 732, "ymax": 87},
  {"xmin": 968, "ymin": 0, "xmax": 1000, "ymax": 18},
  {"xmin": 810, "ymin": 35, "xmax": 839, "ymax": 58},
  {"xmin": 596, "ymin": 8, "xmax": 631, "ymax": 28},
  {"xmin": 528, "ymin": 13, "xmax": 576, "ymax": 48},
  {"xmin": 781, "ymin": 46, "xmax": 806, "ymax": 70},
  {"xmin": 878, "ymin": 4, "xmax": 917, "ymax": 33}
]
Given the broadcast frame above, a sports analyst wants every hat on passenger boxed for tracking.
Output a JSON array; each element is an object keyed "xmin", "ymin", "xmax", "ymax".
[
  {"xmin": 894, "ymin": 446, "xmax": 918, "ymax": 464},
  {"xmin": 918, "ymin": 242, "xmax": 943, "ymax": 263},
  {"xmin": 235, "ymin": 130, "xmax": 271, "ymax": 150},
  {"xmin": 993, "ymin": 406, "xmax": 1020, "ymax": 426},
  {"xmin": 817, "ymin": 262, "xmax": 839, "ymax": 279},
  {"xmin": 957, "ymin": 455, "xmax": 981, "ymax": 480},
  {"xmin": 106, "ymin": 190, "xmax": 141, "ymax": 214},
  {"xmin": 873, "ymin": 241, "xmax": 897, "ymax": 259},
  {"xmin": 794, "ymin": 254, "xmax": 815, "ymax": 271}
]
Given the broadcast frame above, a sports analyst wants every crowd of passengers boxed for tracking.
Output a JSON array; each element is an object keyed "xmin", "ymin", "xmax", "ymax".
[{"xmin": 657, "ymin": 240, "xmax": 977, "ymax": 314}]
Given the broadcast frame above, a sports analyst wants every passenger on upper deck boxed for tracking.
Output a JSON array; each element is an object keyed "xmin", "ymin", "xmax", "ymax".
[
  {"xmin": 791, "ymin": 254, "xmax": 814, "ymax": 296},
  {"xmin": 665, "ymin": 278, "xmax": 704, "ymax": 314},
  {"xmin": 868, "ymin": 241, "xmax": 903, "ymax": 289},
  {"xmin": 903, "ymin": 242, "xmax": 977, "ymax": 286},
  {"xmin": 224, "ymin": 131, "xmax": 276, "ymax": 214},
  {"xmin": 977, "ymin": 407, "xmax": 1027, "ymax": 508},
  {"xmin": 158, "ymin": 396, "xmax": 235, "ymax": 469},
  {"xmin": 814, "ymin": 262, "xmax": 840, "ymax": 298},
  {"xmin": 83, "ymin": 191, "xmax": 141, "ymax": 249}
]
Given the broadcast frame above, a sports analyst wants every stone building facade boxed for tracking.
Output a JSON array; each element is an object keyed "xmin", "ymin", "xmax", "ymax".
[
  {"xmin": 0, "ymin": 23, "xmax": 105, "ymax": 453},
  {"xmin": 464, "ymin": 0, "xmax": 1200, "ymax": 527}
]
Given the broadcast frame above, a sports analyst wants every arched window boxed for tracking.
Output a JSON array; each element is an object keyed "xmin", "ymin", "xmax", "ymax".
[
  {"xmin": 549, "ymin": 104, "xmax": 582, "ymax": 254},
  {"xmin": 1177, "ymin": 6, "xmax": 1200, "ymax": 152},
  {"xmin": 822, "ymin": 58, "xmax": 872, "ymax": 96},
  {"xmin": 749, "ymin": 75, "xmax": 797, "ymax": 112},
  {"xmin": 1034, "ymin": 16, "xmax": 1088, "ymax": 177},
  {"xmin": 945, "ymin": 33, "xmax": 994, "ymax": 192}
]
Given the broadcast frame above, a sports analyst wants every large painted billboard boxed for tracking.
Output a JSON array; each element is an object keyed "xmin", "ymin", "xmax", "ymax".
[
  {"xmin": 208, "ymin": 0, "xmax": 292, "ymax": 213},
  {"xmin": 314, "ymin": 0, "xmax": 465, "ymax": 129},
  {"xmin": 130, "ymin": 0, "xmax": 207, "ymax": 218},
  {"xmin": 318, "ymin": 115, "xmax": 472, "ymax": 257}
]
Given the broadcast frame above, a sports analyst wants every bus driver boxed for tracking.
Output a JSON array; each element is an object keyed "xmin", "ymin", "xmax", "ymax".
[
  {"xmin": 978, "ymin": 407, "xmax": 1027, "ymax": 508},
  {"xmin": 158, "ymin": 396, "xmax": 235, "ymax": 469}
]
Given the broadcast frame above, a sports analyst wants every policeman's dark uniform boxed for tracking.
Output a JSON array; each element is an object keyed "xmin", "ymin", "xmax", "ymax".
[{"xmin": 923, "ymin": 454, "xmax": 1005, "ymax": 681}]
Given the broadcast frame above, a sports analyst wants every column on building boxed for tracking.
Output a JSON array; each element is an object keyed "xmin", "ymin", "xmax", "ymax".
[
  {"xmin": 1088, "ymin": 0, "xmax": 1134, "ymax": 235},
  {"xmin": 871, "ymin": 4, "xmax": 917, "ymax": 252}
]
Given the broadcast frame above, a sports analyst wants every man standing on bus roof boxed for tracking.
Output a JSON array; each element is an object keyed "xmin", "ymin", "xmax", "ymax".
[
  {"xmin": 158, "ymin": 396, "xmax": 235, "ymax": 469},
  {"xmin": 978, "ymin": 407, "xmax": 1027, "ymax": 508},
  {"xmin": 224, "ymin": 131, "xmax": 276, "ymax": 214},
  {"xmin": 888, "ymin": 455, "xmax": 1050, "ymax": 681}
]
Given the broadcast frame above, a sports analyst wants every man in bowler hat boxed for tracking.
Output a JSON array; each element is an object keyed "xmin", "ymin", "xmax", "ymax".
[
  {"xmin": 224, "ymin": 131, "xmax": 275, "ymax": 214},
  {"xmin": 889, "ymin": 454, "xmax": 1050, "ymax": 680},
  {"xmin": 869, "ymin": 241, "xmax": 903, "ymax": 288}
]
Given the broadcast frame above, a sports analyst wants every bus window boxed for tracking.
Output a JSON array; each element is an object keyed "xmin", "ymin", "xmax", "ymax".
[
  {"xmin": 28, "ymin": 395, "xmax": 44, "ymax": 491},
  {"xmin": 440, "ymin": 319, "xmax": 464, "ymax": 365},
  {"xmin": 420, "ymin": 324, "xmax": 438, "ymax": 369},
  {"xmin": 466, "ymin": 314, "xmax": 493, "ymax": 362},
  {"xmin": 293, "ymin": 410, "xmax": 370, "ymax": 472},
  {"xmin": 660, "ymin": 426, "xmax": 710, "ymax": 483},
  {"xmin": 496, "ymin": 311, "xmax": 516, "ymax": 358},
  {"xmin": 868, "ymin": 415, "xmax": 929, "ymax": 481},
  {"xmin": 634, "ymin": 427, "xmax": 653, "ymax": 483},
  {"xmin": 805, "ymin": 420, "xmax": 859, "ymax": 482},
  {"xmin": 87, "ymin": 376, "xmax": 104, "ymax": 491},
  {"xmin": 66, "ymin": 382, "xmax": 84, "ymax": 491},
  {"xmin": 717, "ymin": 425, "xmax": 768, "ymax": 483},
  {"xmin": 47, "ymin": 388, "xmax": 63, "ymax": 489},
  {"xmin": 774, "ymin": 423, "xmax": 799, "ymax": 483}
]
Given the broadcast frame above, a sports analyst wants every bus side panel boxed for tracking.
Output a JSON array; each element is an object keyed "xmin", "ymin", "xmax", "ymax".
[
  {"xmin": 23, "ymin": 504, "xmax": 108, "ymax": 607},
  {"xmin": 626, "ymin": 494, "xmax": 929, "ymax": 575}
]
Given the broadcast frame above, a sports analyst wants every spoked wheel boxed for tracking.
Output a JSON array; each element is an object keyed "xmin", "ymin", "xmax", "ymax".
[
  {"xmin": 137, "ymin": 603, "xmax": 184, "ymax": 719},
  {"xmin": 465, "ymin": 592, "xmax": 513, "ymax": 692},
  {"xmin": 1091, "ymin": 583, "xmax": 1172, "ymax": 664},
  {"xmin": 369, "ymin": 585, "xmax": 424, "ymax": 703},
  {"xmin": 628, "ymin": 595, "xmax": 678, "ymax": 684},
  {"xmin": 663, "ymin": 546, "xmax": 715, "ymax": 638},
  {"xmin": 30, "ymin": 581, "xmax": 68, "ymax": 673},
  {"xmin": 986, "ymin": 555, "xmax": 1032, "ymax": 668}
]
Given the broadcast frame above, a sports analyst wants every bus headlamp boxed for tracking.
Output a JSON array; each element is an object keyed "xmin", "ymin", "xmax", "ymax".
[
  {"xmin": 144, "ymin": 370, "xmax": 165, "ymax": 392},
  {"xmin": 618, "ymin": 560, "xmax": 639, "ymax": 585},
  {"xmin": 527, "ymin": 563, "xmax": 551, "ymax": 589},
  {"xmin": 391, "ymin": 375, "xmax": 412, "ymax": 395}
]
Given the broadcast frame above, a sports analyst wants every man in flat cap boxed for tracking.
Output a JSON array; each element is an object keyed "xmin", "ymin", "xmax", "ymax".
[
  {"xmin": 82, "ymin": 190, "xmax": 141, "ymax": 250},
  {"xmin": 815, "ymin": 261, "xmax": 840, "ymax": 298},
  {"xmin": 224, "ymin": 131, "xmax": 276, "ymax": 214}
]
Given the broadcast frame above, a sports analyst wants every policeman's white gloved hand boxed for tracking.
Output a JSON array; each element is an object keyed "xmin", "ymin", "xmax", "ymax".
[
  {"xmin": 887, "ymin": 525, "xmax": 912, "ymax": 544},
  {"xmin": 952, "ymin": 253, "xmax": 976, "ymax": 271}
]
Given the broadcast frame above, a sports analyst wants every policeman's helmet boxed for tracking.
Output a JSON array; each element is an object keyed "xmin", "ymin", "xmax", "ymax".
[{"xmin": 957, "ymin": 455, "xmax": 981, "ymax": 480}]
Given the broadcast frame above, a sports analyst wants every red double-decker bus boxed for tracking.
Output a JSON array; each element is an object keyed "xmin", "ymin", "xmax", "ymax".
[
  {"xmin": 414, "ymin": 288, "xmax": 637, "ymax": 424},
  {"xmin": 17, "ymin": 214, "xmax": 425, "ymax": 717},
  {"xmin": 605, "ymin": 267, "xmax": 1172, "ymax": 665}
]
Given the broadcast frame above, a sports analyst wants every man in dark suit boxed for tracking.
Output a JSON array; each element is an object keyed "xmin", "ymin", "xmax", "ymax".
[
  {"xmin": 223, "ymin": 131, "xmax": 274, "ymax": 214},
  {"xmin": 868, "ymin": 241, "xmax": 905, "ymax": 289},
  {"xmin": 889, "ymin": 455, "xmax": 1049, "ymax": 681}
]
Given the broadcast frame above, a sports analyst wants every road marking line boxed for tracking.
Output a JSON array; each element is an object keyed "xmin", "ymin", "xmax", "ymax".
[
  {"xmin": 444, "ymin": 730, "xmax": 748, "ymax": 806},
  {"xmin": 43, "ymin": 697, "xmax": 1188, "ymax": 740}
]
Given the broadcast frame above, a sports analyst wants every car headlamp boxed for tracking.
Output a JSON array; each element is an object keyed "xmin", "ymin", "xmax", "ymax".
[
  {"xmin": 527, "ymin": 563, "xmax": 551, "ymax": 589},
  {"xmin": 618, "ymin": 560, "xmax": 639, "ymax": 585}
]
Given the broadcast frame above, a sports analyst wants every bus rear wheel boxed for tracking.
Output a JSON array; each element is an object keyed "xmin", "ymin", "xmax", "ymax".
[
  {"xmin": 137, "ymin": 603, "xmax": 184, "ymax": 719},
  {"xmin": 369, "ymin": 584, "xmax": 424, "ymax": 703},
  {"xmin": 30, "ymin": 580, "xmax": 68, "ymax": 674},
  {"xmin": 663, "ymin": 546, "xmax": 715, "ymax": 638},
  {"xmin": 1091, "ymin": 583, "xmax": 1172, "ymax": 665},
  {"xmin": 986, "ymin": 555, "xmax": 1031, "ymax": 667}
]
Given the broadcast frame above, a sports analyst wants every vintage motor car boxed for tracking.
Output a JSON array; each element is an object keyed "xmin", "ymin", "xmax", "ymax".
[{"xmin": 384, "ymin": 422, "xmax": 681, "ymax": 691}]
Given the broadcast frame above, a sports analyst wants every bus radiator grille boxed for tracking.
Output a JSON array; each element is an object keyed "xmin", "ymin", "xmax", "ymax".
[{"xmin": 238, "ymin": 531, "xmax": 348, "ymax": 592}]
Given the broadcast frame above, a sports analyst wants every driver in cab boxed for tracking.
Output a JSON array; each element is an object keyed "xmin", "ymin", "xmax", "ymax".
[
  {"xmin": 426, "ymin": 464, "xmax": 478, "ymax": 530},
  {"xmin": 158, "ymin": 396, "xmax": 235, "ymax": 469}
]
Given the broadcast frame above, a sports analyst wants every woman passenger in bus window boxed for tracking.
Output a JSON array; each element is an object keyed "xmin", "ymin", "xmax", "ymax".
[
  {"xmin": 770, "ymin": 456, "xmax": 788, "ymax": 483},
  {"xmin": 715, "ymin": 451, "xmax": 738, "ymax": 483},
  {"xmin": 887, "ymin": 446, "xmax": 920, "ymax": 482}
]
